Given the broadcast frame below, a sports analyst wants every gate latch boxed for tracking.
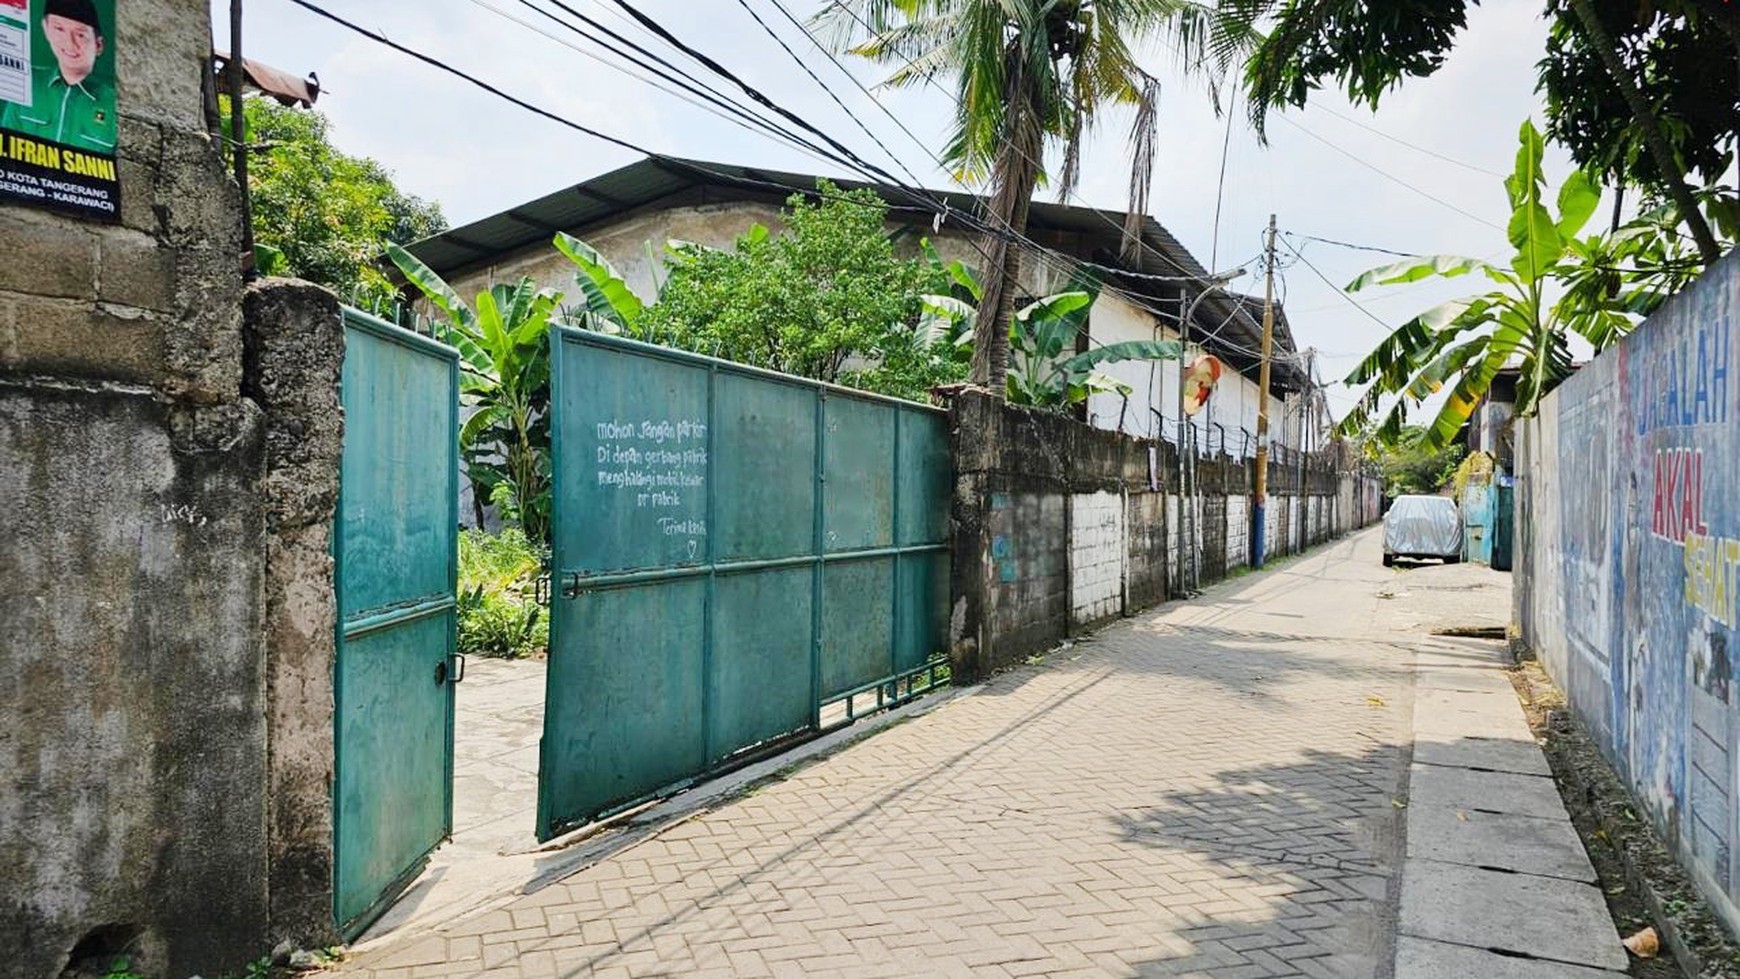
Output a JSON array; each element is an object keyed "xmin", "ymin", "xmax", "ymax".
[{"xmin": 559, "ymin": 571, "xmax": 584, "ymax": 600}]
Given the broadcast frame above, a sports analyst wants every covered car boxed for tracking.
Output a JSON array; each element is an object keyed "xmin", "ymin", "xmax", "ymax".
[{"xmin": 1382, "ymin": 494, "xmax": 1462, "ymax": 566}]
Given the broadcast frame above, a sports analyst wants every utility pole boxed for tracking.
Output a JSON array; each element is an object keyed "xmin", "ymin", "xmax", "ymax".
[
  {"xmin": 229, "ymin": 0, "xmax": 255, "ymax": 278},
  {"xmin": 1253, "ymin": 214, "xmax": 1278, "ymax": 568}
]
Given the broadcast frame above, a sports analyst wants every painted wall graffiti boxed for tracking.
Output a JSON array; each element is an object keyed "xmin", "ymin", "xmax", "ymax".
[{"xmin": 1518, "ymin": 251, "xmax": 1740, "ymax": 929}]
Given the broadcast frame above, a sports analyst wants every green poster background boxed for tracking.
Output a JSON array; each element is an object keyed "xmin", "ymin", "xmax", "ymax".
[{"xmin": 21, "ymin": 0, "xmax": 117, "ymax": 119}]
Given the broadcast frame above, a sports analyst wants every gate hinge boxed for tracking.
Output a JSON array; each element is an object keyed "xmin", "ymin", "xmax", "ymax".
[{"xmin": 534, "ymin": 573, "xmax": 552, "ymax": 607}]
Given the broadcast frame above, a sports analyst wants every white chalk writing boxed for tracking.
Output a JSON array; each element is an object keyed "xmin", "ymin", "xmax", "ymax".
[{"xmin": 592, "ymin": 416, "xmax": 709, "ymax": 553}]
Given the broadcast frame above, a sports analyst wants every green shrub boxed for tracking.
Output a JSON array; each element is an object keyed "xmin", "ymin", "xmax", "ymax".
[{"xmin": 458, "ymin": 529, "xmax": 547, "ymax": 659}]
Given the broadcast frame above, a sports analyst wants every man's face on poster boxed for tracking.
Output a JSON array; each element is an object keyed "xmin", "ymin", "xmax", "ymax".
[{"xmin": 43, "ymin": 13, "xmax": 100, "ymax": 84}]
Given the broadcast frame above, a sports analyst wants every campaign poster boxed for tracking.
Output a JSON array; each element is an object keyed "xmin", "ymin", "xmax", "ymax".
[{"xmin": 0, "ymin": 0, "xmax": 119, "ymax": 221}]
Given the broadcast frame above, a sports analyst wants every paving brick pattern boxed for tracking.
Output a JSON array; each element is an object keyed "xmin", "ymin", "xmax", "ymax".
[{"xmin": 336, "ymin": 535, "xmax": 1412, "ymax": 978}]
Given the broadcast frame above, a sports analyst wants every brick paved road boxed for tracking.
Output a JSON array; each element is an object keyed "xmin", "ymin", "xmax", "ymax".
[{"xmin": 339, "ymin": 529, "xmax": 1421, "ymax": 978}]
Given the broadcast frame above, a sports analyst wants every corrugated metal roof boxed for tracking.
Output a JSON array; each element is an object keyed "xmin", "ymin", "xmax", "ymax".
[{"xmin": 399, "ymin": 156, "xmax": 1302, "ymax": 391}]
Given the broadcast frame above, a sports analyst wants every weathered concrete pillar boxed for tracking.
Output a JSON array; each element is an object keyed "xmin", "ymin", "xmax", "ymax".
[
  {"xmin": 946, "ymin": 390, "xmax": 998, "ymax": 682},
  {"xmin": 244, "ymin": 280, "xmax": 344, "ymax": 950}
]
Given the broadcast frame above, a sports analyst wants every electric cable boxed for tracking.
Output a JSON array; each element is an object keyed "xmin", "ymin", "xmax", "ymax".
[
  {"xmin": 1308, "ymin": 103, "xmax": 1504, "ymax": 178},
  {"xmin": 462, "ymin": 0, "xmax": 848, "ymax": 173},
  {"xmin": 728, "ymin": 0, "xmax": 927, "ymax": 188},
  {"xmin": 1272, "ymin": 113, "xmax": 1503, "ymax": 232}
]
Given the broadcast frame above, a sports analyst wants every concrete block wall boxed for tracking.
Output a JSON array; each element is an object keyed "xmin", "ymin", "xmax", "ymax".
[
  {"xmin": 1226, "ymin": 495, "xmax": 1249, "ymax": 567},
  {"xmin": 1069, "ymin": 490, "xmax": 1126, "ymax": 626},
  {"xmin": 1515, "ymin": 251, "xmax": 1740, "ymax": 937},
  {"xmin": 983, "ymin": 490, "xmax": 1070, "ymax": 656},
  {"xmin": 949, "ymin": 390, "xmax": 1382, "ymax": 678}
]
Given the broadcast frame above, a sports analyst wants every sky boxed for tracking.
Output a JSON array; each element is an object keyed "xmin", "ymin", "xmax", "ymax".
[{"xmin": 216, "ymin": 0, "xmax": 1586, "ymax": 419}]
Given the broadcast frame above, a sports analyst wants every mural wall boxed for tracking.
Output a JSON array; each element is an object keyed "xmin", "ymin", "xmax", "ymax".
[{"xmin": 1516, "ymin": 250, "xmax": 1739, "ymax": 929}]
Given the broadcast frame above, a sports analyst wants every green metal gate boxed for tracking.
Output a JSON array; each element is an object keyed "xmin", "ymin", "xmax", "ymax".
[
  {"xmin": 536, "ymin": 328, "xmax": 951, "ymax": 840},
  {"xmin": 333, "ymin": 309, "xmax": 460, "ymax": 937}
]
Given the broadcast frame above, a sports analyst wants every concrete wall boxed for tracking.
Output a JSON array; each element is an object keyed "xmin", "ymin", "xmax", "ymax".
[
  {"xmin": 0, "ymin": 3, "xmax": 344, "ymax": 973},
  {"xmin": 1515, "ymin": 250, "xmax": 1740, "ymax": 934},
  {"xmin": 948, "ymin": 391, "xmax": 1377, "ymax": 678},
  {"xmin": 244, "ymin": 282, "xmax": 344, "ymax": 949}
]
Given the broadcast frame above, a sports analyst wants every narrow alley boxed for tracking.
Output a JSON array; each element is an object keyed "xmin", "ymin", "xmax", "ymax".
[{"xmin": 330, "ymin": 529, "xmax": 1617, "ymax": 978}]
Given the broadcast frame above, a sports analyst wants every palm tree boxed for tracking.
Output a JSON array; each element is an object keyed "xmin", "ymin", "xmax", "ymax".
[{"xmin": 816, "ymin": 0, "xmax": 1255, "ymax": 398}]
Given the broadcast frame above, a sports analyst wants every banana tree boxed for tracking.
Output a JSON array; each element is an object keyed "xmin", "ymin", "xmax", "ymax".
[
  {"xmin": 1005, "ymin": 288, "xmax": 1182, "ymax": 407},
  {"xmin": 1335, "ymin": 119, "xmax": 1605, "ymax": 449},
  {"xmin": 385, "ymin": 242, "xmax": 560, "ymax": 544},
  {"xmin": 553, "ymin": 232, "xmax": 649, "ymax": 337},
  {"xmin": 916, "ymin": 252, "xmax": 1182, "ymax": 408}
]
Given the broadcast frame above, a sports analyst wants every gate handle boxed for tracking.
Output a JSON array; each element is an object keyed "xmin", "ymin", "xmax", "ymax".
[{"xmin": 434, "ymin": 655, "xmax": 467, "ymax": 686}]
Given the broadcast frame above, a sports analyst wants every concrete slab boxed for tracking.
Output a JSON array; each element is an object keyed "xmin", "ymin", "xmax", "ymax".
[
  {"xmin": 1414, "ymin": 735, "xmax": 1552, "ymax": 777},
  {"xmin": 1400, "ymin": 860, "xmax": 1626, "ymax": 971},
  {"xmin": 1414, "ymin": 666, "xmax": 1518, "ymax": 696},
  {"xmin": 1408, "ymin": 763, "xmax": 1569, "ymax": 820},
  {"xmin": 1407, "ymin": 804, "xmax": 1597, "ymax": 882},
  {"xmin": 1414, "ymin": 699, "xmax": 1536, "ymax": 741},
  {"xmin": 1395, "ymin": 937, "xmax": 1623, "ymax": 978},
  {"xmin": 1419, "ymin": 688, "xmax": 1531, "ymax": 719}
]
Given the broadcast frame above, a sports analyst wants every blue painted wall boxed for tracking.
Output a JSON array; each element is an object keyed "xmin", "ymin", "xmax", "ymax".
[{"xmin": 1517, "ymin": 250, "xmax": 1739, "ymax": 928}]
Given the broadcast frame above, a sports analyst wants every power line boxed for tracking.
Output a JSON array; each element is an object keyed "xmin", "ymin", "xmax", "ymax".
[
  {"xmin": 762, "ymin": 0, "xmax": 944, "ymax": 188},
  {"xmin": 284, "ymin": 0, "xmax": 647, "ymax": 156},
  {"xmin": 526, "ymin": 0, "xmax": 1239, "ymax": 297},
  {"xmin": 1283, "ymin": 231, "xmax": 1416, "ymax": 259},
  {"xmin": 1276, "ymin": 234, "xmax": 1394, "ymax": 331},
  {"xmin": 806, "ymin": 0, "xmax": 1221, "ymax": 283},
  {"xmin": 729, "ymin": 0, "xmax": 925, "ymax": 188},
  {"xmin": 597, "ymin": 0, "xmax": 919, "ymax": 200},
  {"xmin": 1272, "ymin": 112, "xmax": 1504, "ymax": 232},
  {"xmin": 1308, "ymin": 103, "xmax": 1504, "ymax": 178},
  {"xmin": 462, "ymin": 0, "xmax": 847, "ymax": 173}
]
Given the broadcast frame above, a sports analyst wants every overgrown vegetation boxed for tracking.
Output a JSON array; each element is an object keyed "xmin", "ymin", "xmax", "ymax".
[
  {"xmin": 386, "ymin": 244, "xmax": 558, "ymax": 543},
  {"xmin": 229, "ymin": 97, "xmax": 445, "ymax": 308},
  {"xmin": 1374, "ymin": 425, "xmax": 1464, "ymax": 496},
  {"xmin": 642, "ymin": 182, "xmax": 957, "ymax": 401},
  {"xmin": 913, "ymin": 248, "xmax": 1181, "ymax": 408},
  {"xmin": 457, "ymin": 529, "xmax": 547, "ymax": 659}
]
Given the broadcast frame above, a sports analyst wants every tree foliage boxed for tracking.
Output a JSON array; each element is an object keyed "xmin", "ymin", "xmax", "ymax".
[
  {"xmin": 821, "ymin": 0, "xmax": 1256, "ymax": 395},
  {"xmin": 913, "ymin": 244, "xmax": 1182, "ymax": 408},
  {"xmin": 236, "ymin": 98, "xmax": 446, "ymax": 306},
  {"xmin": 1539, "ymin": 0, "xmax": 1739, "ymax": 201},
  {"xmin": 1221, "ymin": 0, "xmax": 1737, "ymax": 257},
  {"xmin": 1374, "ymin": 425, "xmax": 1465, "ymax": 496},
  {"xmin": 638, "ymin": 181, "xmax": 959, "ymax": 400}
]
